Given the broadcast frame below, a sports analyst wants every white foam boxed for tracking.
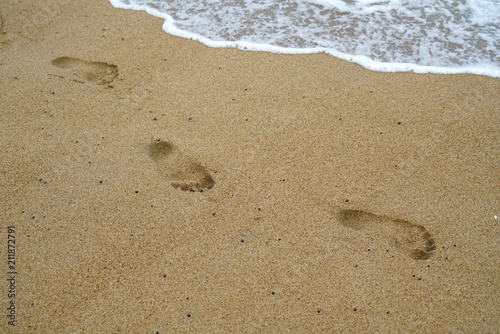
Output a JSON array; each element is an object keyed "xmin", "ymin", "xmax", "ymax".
[{"xmin": 109, "ymin": 0, "xmax": 500, "ymax": 78}]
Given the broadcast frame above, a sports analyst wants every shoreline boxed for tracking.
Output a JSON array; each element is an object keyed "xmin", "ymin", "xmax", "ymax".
[
  {"xmin": 1, "ymin": 0, "xmax": 499, "ymax": 332},
  {"xmin": 107, "ymin": 0, "xmax": 500, "ymax": 79}
]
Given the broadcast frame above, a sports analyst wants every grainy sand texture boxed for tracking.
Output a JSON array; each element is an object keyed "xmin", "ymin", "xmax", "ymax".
[{"xmin": 1, "ymin": 0, "xmax": 499, "ymax": 332}]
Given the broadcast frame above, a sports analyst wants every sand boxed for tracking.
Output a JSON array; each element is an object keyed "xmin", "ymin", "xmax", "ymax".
[{"xmin": 1, "ymin": 0, "xmax": 499, "ymax": 332}]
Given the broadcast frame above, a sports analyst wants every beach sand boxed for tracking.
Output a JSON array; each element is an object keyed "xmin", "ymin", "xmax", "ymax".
[{"xmin": 1, "ymin": 0, "xmax": 499, "ymax": 332}]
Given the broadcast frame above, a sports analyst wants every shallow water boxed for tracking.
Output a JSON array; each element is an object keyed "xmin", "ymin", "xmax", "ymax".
[{"xmin": 109, "ymin": 0, "xmax": 500, "ymax": 77}]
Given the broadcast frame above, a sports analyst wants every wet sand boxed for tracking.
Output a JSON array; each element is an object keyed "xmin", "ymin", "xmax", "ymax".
[{"xmin": 1, "ymin": 0, "xmax": 499, "ymax": 332}]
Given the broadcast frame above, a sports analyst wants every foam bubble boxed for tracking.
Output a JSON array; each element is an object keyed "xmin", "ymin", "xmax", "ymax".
[{"xmin": 109, "ymin": 0, "xmax": 500, "ymax": 78}]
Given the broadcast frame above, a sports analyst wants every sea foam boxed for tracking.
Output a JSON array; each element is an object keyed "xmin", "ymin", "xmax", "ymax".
[{"xmin": 109, "ymin": 0, "xmax": 500, "ymax": 78}]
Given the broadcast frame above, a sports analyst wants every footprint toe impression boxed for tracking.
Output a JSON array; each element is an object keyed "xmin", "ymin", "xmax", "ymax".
[
  {"xmin": 337, "ymin": 209, "xmax": 436, "ymax": 260},
  {"xmin": 51, "ymin": 56, "xmax": 118, "ymax": 85},
  {"xmin": 148, "ymin": 140, "xmax": 215, "ymax": 192}
]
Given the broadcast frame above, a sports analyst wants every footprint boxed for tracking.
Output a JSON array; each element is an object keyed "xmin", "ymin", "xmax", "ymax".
[
  {"xmin": 148, "ymin": 140, "xmax": 215, "ymax": 192},
  {"xmin": 0, "ymin": 14, "xmax": 5, "ymax": 45},
  {"xmin": 51, "ymin": 56, "xmax": 118, "ymax": 85},
  {"xmin": 336, "ymin": 209, "xmax": 436, "ymax": 260}
]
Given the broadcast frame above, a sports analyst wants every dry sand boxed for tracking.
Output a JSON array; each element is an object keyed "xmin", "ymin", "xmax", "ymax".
[{"xmin": 1, "ymin": 0, "xmax": 499, "ymax": 332}]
